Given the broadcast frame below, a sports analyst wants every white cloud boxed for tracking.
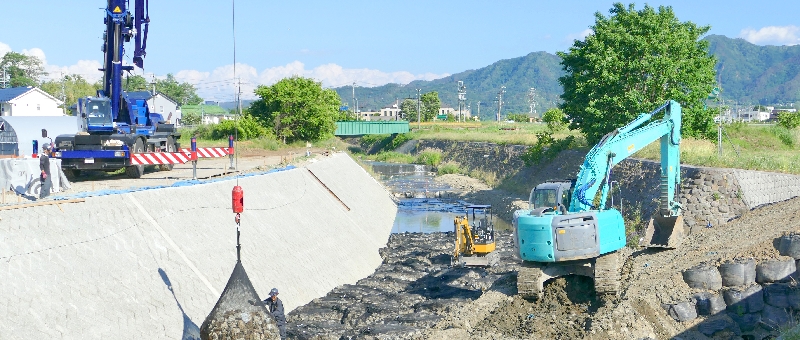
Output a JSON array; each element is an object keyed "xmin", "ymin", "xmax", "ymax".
[
  {"xmin": 0, "ymin": 41, "xmax": 450, "ymax": 103},
  {"xmin": 178, "ymin": 61, "xmax": 450, "ymax": 102},
  {"xmin": 739, "ymin": 25, "xmax": 800, "ymax": 46},
  {"xmin": 566, "ymin": 28, "xmax": 593, "ymax": 42},
  {"xmin": 0, "ymin": 42, "xmax": 103, "ymax": 82},
  {"xmin": 0, "ymin": 42, "xmax": 12, "ymax": 58}
]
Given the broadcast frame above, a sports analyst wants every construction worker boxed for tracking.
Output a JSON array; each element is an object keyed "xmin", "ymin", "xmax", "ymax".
[
  {"xmin": 39, "ymin": 143, "xmax": 52, "ymax": 199},
  {"xmin": 263, "ymin": 288, "xmax": 286, "ymax": 339}
]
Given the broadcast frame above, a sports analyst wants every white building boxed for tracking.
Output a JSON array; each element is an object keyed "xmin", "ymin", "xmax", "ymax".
[
  {"xmin": 0, "ymin": 86, "xmax": 65, "ymax": 117},
  {"xmin": 147, "ymin": 92, "xmax": 181, "ymax": 125}
]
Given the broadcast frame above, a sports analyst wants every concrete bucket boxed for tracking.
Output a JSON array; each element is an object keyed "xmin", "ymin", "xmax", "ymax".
[{"xmin": 642, "ymin": 215, "xmax": 685, "ymax": 248}]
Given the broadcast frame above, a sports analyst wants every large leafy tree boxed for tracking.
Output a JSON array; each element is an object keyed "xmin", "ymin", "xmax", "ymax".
[
  {"xmin": 400, "ymin": 98, "xmax": 420, "ymax": 122},
  {"xmin": 249, "ymin": 76, "xmax": 342, "ymax": 143},
  {"xmin": 420, "ymin": 91, "xmax": 441, "ymax": 122},
  {"xmin": 123, "ymin": 74, "xmax": 150, "ymax": 92},
  {"xmin": 558, "ymin": 3, "xmax": 717, "ymax": 144},
  {"xmin": 1, "ymin": 52, "xmax": 47, "ymax": 87},
  {"xmin": 155, "ymin": 74, "xmax": 202, "ymax": 105},
  {"xmin": 40, "ymin": 74, "xmax": 102, "ymax": 112}
]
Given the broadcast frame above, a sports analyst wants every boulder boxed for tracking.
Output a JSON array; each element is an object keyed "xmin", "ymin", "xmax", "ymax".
[
  {"xmin": 696, "ymin": 314, "xmax": 739, "ymax": 337},
  {"xmin": 665, "ymin": 302, "xmax": 698, "ymax": 322},
  {"xmin": 718, "ymin": 258, "xmax": 756, "ymax": 287},
  {"xmin": 760, "ymin": 304, "xmax": 792, "ymax": 331},
  {"xmin": 727, "ymin": 311, "xmax": 761, "ymax": 332},
  {"xmin": 683, "ymin": 263, "xmax": 723, "ymax": 290},
  {"xmin": 723, "ymin": 285, "xmax": 764, "ymax": 314},
  {"xmin": 763, "ymin": 283, "xmax": 800, "ymax": 309},
  {"xmin": 756, "ymin": 259, "xmax": 796, "ymax": 283},
  {"xmin": 693, "ymin": 292, "xmax": 727, "ymax": 316},
  {"xmin": 779, "ymin": 233, "xmax": 800, "ymax": 259}
]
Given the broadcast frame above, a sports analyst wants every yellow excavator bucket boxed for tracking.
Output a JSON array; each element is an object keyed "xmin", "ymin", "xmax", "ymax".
[{"xmin": 642, "ymin": 215, "xmax": 685, "ymax": 249}]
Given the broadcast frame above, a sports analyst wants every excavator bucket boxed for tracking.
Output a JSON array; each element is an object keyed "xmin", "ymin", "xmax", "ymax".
[{"xmin": 642, "ymin": 215, "xmax": 685, "ymax": 249}]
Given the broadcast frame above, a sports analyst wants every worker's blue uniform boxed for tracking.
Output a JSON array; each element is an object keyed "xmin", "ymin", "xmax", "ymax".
[{"xmin": 264, "ymin": 296, "xmax": 286, "ymax": 339}]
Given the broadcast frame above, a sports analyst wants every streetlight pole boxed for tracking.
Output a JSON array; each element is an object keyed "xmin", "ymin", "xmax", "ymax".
[{"xmin": 416, "ymin": 89, "xmax": 421, "ymax": 129}]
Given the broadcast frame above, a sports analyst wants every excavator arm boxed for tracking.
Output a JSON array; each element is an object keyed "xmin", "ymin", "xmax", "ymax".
[{"xmin": 570, "ymin": 100, "xmax": 682, "ymax": 217}]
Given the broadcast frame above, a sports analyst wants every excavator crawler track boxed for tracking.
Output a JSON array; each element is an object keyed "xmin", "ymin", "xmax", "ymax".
[
  {"xmin": 593, "ymin": 251, "xmax": 621, "ymax": 297},
  {"xmin": 517, "ymin": 263, "xmax": 544, "ymax": 300}
]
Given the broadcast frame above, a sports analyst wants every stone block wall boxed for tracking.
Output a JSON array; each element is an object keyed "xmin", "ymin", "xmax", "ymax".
[
  {"xmin": 414, "ymin": 140, "xmax": 528, "ymax": 179},
  {"xmin": 665, "ymin": 234, "xmax": 800, "ymax": 337}
]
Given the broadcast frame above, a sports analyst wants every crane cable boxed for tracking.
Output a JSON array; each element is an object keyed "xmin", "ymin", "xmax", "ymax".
[{"xmin": 232, "ymin": 0, "xmax": 239, "ymax": 185}]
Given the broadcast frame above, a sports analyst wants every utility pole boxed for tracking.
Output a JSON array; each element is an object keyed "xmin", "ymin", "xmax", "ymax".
[
  {"xmin": 457, "ymin": 81, "xmax": 466, "ymax": 122},
  {"xmin": 351, "ymin": 82, "xmax": 356, "ymax": 119},
  {"xmin": 416, "ymin": 89, "xmax": 421, "ymax": 129},
  {"xmin": 497, "ymin": 86, "xmax": 505, "ymax": 122},
  {"xmin": 477, "ymin": 101, "xmax": 480, "ymax": 119},
  {"xmin": 151, "ymin": 74, "xmax": 157, "ymax": 95}
]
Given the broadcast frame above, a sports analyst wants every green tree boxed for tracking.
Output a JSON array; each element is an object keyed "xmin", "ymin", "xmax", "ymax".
[
  {"xmin": 541, "ymin": 108, "xmax": 567, "ymax": 131},
  {"xmin": 778, "ymin": 112, "xmax": 800, "ymax": 129},
  {"xmin": 124, "ymin": 74, "xmax": 150, "ymax": 92},
  {"xmin": 249, "ymin": 76, "xmax": 342, "ymax": 143},
  {"xmin": 558, "ymin": 3, "xmax": 717, "ymax": 144},
  {"xmin": 155, "ymin": 74, "xmax": 202, "ymax": 105},
  {"xmin": 420, "ymin": 91, "xmax": 440, "ymax": 122},
  {"xmin": 400, "ymin": 98, "xmax": 420, "ymax": 122},
  {"xmin": 507, "ymin": 113, "xmax": 530, "ymax": 123},
  {"xmin": 181, "ymin": 112, "xmax": 201, "ymax": 125},
  {"xmin": 1, "ymin": 52, "xmax": 46, "ymax": 87},
  {"xmin": 40, "ymin": 74, "xmax": 102, "ymax": 113}
]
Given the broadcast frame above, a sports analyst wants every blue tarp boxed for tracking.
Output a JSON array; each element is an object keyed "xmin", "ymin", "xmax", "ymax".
[{"xmin": 51, "ymin": 165, "xmax": 297, "ymax": 200}]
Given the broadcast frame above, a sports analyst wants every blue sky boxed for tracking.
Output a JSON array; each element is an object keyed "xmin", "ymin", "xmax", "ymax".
[{"xmin": 1, "ymin": 0, "xmax": 798, "ymax": 101}]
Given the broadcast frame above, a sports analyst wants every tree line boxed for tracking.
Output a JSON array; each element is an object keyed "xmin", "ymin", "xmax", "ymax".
[{"xmin": 0, "ymin": 52, "xmax": 203, "ymax": 111}]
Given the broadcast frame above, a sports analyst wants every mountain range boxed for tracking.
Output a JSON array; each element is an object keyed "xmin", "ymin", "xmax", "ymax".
[{"xmin": 332, "ymin": 35, "xmax": 800, "ymax": 120}]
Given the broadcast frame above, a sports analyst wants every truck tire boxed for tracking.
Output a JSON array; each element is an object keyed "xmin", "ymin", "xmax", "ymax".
[
  {"xmin": 64, "ymin": 169, "xmax": 81, "ymax": 181},
  {"xmin": 125, "ymin": 139, "xmax": 145, "ymax": 178},
  {"xmin": 159, "ymin": 137, "xmax": 176, "ymax": 171}
]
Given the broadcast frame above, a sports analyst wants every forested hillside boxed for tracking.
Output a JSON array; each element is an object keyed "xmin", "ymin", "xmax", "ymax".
[{"xmin": 332, "ymin": 35, "xmax": 800, "ymax": 121}]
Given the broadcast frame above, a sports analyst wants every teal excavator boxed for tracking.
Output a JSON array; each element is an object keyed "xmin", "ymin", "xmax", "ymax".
[{"xmin": 512, "ymin": 100, "xmax": 685, "ymax": 299}]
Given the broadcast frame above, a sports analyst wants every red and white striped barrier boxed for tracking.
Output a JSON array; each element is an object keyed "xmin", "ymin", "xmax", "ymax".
[
  {"xmin": 179, "ymin": 147, "xmax": 234, "ymax": 158},
  {"xmin": 131, "ymin": 152, "xmax": 193, "ymax": 165}
]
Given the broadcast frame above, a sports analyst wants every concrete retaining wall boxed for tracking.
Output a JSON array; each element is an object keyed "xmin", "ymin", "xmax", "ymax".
[{"xmin": 0, "ymin": 153, "xmax": 397, "ymax": 339}]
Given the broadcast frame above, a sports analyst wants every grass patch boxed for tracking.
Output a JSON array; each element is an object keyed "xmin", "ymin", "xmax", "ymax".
[
  {"xmin": 437, "ymin": 161, "xmax": 463, "ymax": 175},
  {"xmin": 415, "ymin": 149, "xmax": 442, "ymax": 166},
  {"xmin": 633, "ymin": 123, "xmax": 800, "ymax": 174},
  {"xmin": 411, "ymin": 121, "xmax": 579, "ymax": 146},
  {"xmin": 367, "ymin": 151, "xmax": 415, "ymax": 164}
]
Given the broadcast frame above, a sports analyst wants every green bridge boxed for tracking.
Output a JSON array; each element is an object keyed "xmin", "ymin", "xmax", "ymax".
[{"xmin": 334, "ymin": 121, "xmax": 410, "ymax": 136}]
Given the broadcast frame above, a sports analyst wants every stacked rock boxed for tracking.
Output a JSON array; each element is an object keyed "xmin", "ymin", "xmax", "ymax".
[{"xmin": 664, "ymin": 234, "xmax": 800, "ymax": 336}]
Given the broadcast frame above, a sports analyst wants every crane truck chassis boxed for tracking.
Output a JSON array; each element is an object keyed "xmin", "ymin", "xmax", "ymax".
[
  {"xmin": 49, "ymin": 0, "xmax": 212, "ymax": 178},
  {"xmin": 513, "ymin": 100, "xmax": 685, "ymax": 300}
]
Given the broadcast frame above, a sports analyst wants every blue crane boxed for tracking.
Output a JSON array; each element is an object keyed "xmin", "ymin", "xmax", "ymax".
[
  {"xmin": 512, "ymin": 100, "xmax": 685, "ymax": 299},
  {"xmin": 49, "ymin": 0, "xmax": 180, "ymax": 178}
]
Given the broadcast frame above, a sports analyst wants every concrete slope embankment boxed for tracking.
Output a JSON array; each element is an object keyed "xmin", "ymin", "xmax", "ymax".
[{"xmin": 0, "ymin": 152, "xmax": 396, "ymax": 339}]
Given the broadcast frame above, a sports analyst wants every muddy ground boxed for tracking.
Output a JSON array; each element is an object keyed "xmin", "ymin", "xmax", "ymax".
[{"xmin": 287, "ymin": 171, "xmax": 800, "ymax": 340}]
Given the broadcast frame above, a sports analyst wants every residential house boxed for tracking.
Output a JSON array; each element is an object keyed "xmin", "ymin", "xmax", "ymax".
[
  {"xmin": 380, "ymin": 104, "xmax": 402, "ymax": 120},
  {"xmin": 742, "ymin": 106, "xmax": 773, "ymax": 122},
  {"xmin": 148, "ymin": 92, "xmax": 180, "ymax": 125},
  {"xmin": 180, "ymin": 104, "xmax": 234, "ymax": 125},
  {"xmin": 437, "ymin": 106, "xmax": 471, "ymax": 120},
  {"xmin": 0, "ymin": 86, "xmax": 64, "ymax": 116}
]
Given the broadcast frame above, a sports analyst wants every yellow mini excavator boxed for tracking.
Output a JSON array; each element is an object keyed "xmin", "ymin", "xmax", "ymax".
[{"xmin": 453, "ymin": 205, "xmax": 500, "ymax": 267}]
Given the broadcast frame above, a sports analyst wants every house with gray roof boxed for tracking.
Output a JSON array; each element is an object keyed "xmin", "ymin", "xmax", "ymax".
[{"xmin": 0, "ymin": 86, "xmax": 65, "ymax": 116}]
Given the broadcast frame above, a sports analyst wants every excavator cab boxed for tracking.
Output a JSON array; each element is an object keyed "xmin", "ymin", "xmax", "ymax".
[{"xmin": 453, "ymin": 205, "xmax": 499, "ymax": 267}]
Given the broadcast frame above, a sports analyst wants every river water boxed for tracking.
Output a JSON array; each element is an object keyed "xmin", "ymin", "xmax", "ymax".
[{"xmin": 366, "ymin": 161, "xmax": 511, "ymax": 233}]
